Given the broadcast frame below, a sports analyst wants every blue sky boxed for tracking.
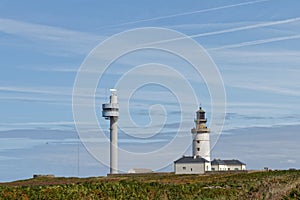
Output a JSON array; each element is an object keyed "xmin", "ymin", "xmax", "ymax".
[{"xmin": 1, "ymin": 0, "xmax": 300, "ymax": 181}]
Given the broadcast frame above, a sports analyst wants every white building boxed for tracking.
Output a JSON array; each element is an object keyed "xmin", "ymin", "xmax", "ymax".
[
  {"xmin": 174, "ymin": 156, "xmax": 210, "ymax": 174},
  {"xmin": 211, "ymin": 159, "xmax": 246, "ymax": 171},
  {"xmin": 128, "ymin": 168, "xmax": 153, "ymax": 174}
]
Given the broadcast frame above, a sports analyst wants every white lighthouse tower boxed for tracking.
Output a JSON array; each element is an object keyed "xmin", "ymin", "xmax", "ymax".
[
  {"xmin": 191, "ymin": 107, "xmax": 211, "ymax": 170},
  {"xmin": 102, "ymin": 89, "xmax": 119, "ymax": 174}
]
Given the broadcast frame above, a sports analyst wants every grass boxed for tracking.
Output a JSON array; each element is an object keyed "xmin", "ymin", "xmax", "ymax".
[{"xmin": 0, "ymin": 170, "xmax": 300, "ymax": 199}]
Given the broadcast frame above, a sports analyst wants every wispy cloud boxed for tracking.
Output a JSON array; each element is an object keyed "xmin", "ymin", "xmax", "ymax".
[
  {"xmin": 28, "ymin": 66, "xmax": 79, "ymax": 73},
  {"xmin": 0, "ymin": 18, "xmax": 102, "ymax": 42},
  {"xmin": 212, "ymin": 124, "xmax": 300, "ymax": 169},
  {"xmin": 209, "ymin": 49, "xmax": 300, "ymax": 72},
  {"xmin": 0, "ymin": 121, "xmax": 75, "ymax": 132},
  {"xmin": 145, "ymin": 16, "xmax": 300, "ymax": 46},
  {"xmin": 232, "ymin": 83, "xmax": 300, "ymax": 97},
  {"xmin": 0, "ymin": 121, "xmax": 74, "ymax": 127},
  {"xmin": 100, "ymin": 0, "xmax": 270, "ymax": 28},
  {"xmin": 0, "ymin": 86, "xmax": 74, "ymax": 106},
  {"xmin": 0, "ymin": 86, "xmax": 71, "ymax": 96},
  {"xmin": 209, "ymin": 34, "xmax": 300, "ymax": 50},
  {"xmin": 191, "ymin": 17, "xmax": 300, "ymax": 38},
  {"xmin": 0, "ymin": 96, "xmax": 70, "ymax": 105},
  {"xmin": 0, "ymin": 18, "xmax": 104, "ymax": 55}
]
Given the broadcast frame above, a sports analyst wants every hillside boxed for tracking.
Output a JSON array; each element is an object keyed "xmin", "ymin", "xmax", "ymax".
[{"xmin": 0, "ymin": 170, "xmax": 300, "ymax": 199}]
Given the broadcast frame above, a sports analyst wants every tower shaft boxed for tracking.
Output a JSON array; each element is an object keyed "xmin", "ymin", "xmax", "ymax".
[
  {"xmin": 110, "ymin": 117, "xmax": 118, "ymax": 174},
  {"xmin": 102, "ymin": 89, "xmax": 119, "ymax": 174}
]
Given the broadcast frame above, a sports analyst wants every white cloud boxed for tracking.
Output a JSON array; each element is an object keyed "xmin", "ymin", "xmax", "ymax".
[
  {"xmin": 0, "ymin": 95, "xmax": 70, "ymax": 105},
  {"xmin": 210, "ymin": 49, "xmax": 300, "ymax": 71},
  {"xmin": 101, "ymin": 0, "xmax": 270, "ymax": 28},
  {"xmin": 287, "ymin": 159, "xmax": 296, "ymax": 164},
  {"xmin": 231, "ymin": 83, "xmax": 300, "ymax": 97},
  {"xmin": 30, "ymin": 66, "xmax": 79, "ymax": 73},
  {"xmin": 209, "ymin": 49, "xmax": 300, "ymax": 83},
  {"xmin": 212, "ymin": 125, "xmax": 300, "ymax": 169},
  {"xmin": 192, "ymin": 16, "xmax": 300, "ymax": 38},
  {"xmin": 0, "ymin": 86, "xmax": 71, "ymax": 96},
  {"xmin": 0, "ymin": 18, "xmax": 101, "ymax": 42},
  {"xmin": 0, "ymin": 121, "xmax": 74, "ymax": 126},
  {"xmin": 144, "ymin": 16, "xmax": 300, "ymax": 47},
  {"xmin": 0, "ymin": 86, "xmax": 75, "ymax": 106},
  {"xmin": 0, "ymin": 18, "xmax": 104, "ymax": 55},
  {"xmin": 209, "ymin": 34, "xmax": 300, "ymax": 51}
]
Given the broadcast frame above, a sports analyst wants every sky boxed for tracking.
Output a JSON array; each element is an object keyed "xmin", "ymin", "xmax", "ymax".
[{"xmin": 0, "ymin": 0, "xmax": 300, "ymax": 182}]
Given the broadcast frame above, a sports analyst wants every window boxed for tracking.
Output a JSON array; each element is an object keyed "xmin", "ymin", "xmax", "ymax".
[
  {"xmin": 235, "ymin": 168, "xmax": 239, "ymax": 170},
  {"xmin": 212, "ymin": 168, "xmax": 215, "ymax": 171},
  {"xmin": 228, "ymin": 168, "xmax": 230, "ymax": 170},
  {"xmin": 182, "ymin": 167, "xmax": 186, "ymax": 170},
  {"xmin": 191, "ymin": 168, "xmax": 193, "ymax": 171},
  {"xmin": 197, "ymin": 140, "xmax": 200, "ymax": 144},
  {"xmin": 197, "ymin": 148, "xmax": 200, "ymax": 151}
]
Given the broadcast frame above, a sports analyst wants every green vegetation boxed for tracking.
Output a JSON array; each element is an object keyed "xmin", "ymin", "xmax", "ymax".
[{"xmin": 0, "ymin": 170, "xmax": 300, "ymax": 199}]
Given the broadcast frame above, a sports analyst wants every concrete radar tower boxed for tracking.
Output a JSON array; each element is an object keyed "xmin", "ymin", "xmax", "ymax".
[
  {"xmin": 191, "ymin": 107, "xmax": 211, "ymax": 169},
  {"xmin": 102, "ymin": 89, "xmax": 119, "ymax": 174}
]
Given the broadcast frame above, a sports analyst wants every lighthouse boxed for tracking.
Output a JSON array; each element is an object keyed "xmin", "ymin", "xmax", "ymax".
[
  {"xmin": 191, "ymin": 107, "xmax": 211, "ymax": 170},
  {"xmin": 174, "ymin": 107, "xmax": 246, "ymax": 174},
  {"xmin": 102, "ymin": 89, "xmax": 119, "ymax": 174}
]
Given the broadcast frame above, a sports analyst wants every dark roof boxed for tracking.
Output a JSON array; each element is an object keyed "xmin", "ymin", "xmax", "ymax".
[
  {"xmin": 174, "ymin": 156, "xmax": 209, "ymax": 164},
  {"xmin": 211, "ymin": 159, "xmax": 246, "ymax": 165},
  {"xmin": 211, "ymin": 159, "xmax": 226, "ymax": 165},
  {"xmin": 196, "ymin": 107, "xmax": 205, "ymax": 113}
]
